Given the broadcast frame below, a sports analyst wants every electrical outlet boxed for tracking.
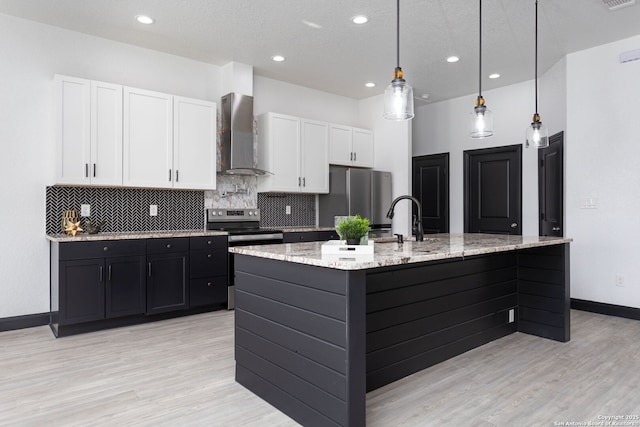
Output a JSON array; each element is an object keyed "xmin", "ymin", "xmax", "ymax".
[
  {"xmin": 150, "ymin": 205, "xmax": 158, "ymax": 216},
  {"xmin": 80, "ymin": 204, "xmax": 91, "ymax": 217},
  {"xmin": 286, "ymin": 205, "xmax": 291, "ymax": 215},
  {"xmin": 508, "ymin": 309, "xmax": 515, "ymax": 323},
  {"xmin": 616, "ymin": 274, "xmax": 625, "ymax": 287}
]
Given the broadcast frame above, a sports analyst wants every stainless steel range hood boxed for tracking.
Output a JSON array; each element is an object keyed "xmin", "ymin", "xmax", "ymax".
[{"xmin": 218, "ymin": 93, "xmax": 271, "ymax": 176}]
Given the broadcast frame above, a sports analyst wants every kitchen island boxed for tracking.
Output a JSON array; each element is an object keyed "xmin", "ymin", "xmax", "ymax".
[{"xmin": 230, "ymin": 233, "xmax": 571, "ymax": 427}]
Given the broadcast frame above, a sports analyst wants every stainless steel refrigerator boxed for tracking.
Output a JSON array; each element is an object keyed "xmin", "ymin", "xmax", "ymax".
[{"xmin": 318, "ymin": 166, "xmax": 392, "ymax": 236}]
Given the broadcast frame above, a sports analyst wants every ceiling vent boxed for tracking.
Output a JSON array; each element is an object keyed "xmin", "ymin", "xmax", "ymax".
[
  {"xmin": 619, "ymin": 48, "xmax": 640, "ymax": 63},
  {"xmin": 603, "ymin": 0, "xmax": 636, "ymax": 11}
]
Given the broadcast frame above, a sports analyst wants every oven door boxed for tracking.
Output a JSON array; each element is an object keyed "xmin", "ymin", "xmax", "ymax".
[{"xmin": 227, "ymin": 233, "xmax": 284, "ymax": 309}]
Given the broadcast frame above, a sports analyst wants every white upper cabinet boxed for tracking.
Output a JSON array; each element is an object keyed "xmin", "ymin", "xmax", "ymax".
[
  {"xmin": 90, "ymin": 81, "xmax": 123, "ymax": 186},
  {"xmin": 123, "ymin": 87, "xmax": 173, "ymax": 188},
  {"xmin": 55, "ymin": 75, "xmax": 122, "ymax": 186},
  {"xmin": 329, "ymin": 124, "xmax": 374, "ymax": 168},
  {"xmin": 351, "ymin": 128, "xmax": 374, "ymax": 167},
  {"xmin": 300, "ymin": 118, "xmax": 330, "ymax": 193},
  {"xmin": 55, "ymin": 74, "xmax": 216, "ymax": 190},
  {"xmin": 257, "ymin": 113, "xmax": 329, "ymax": 194},
  {"xmin": 173, "ymin": 96, "xmax": 216, "ymax": 190}
]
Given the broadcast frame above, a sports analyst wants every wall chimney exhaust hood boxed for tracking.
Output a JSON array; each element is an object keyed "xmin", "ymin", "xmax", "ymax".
[{"xmin": 218, "ymin": 93, "xmax": 271, "ymax": 176}]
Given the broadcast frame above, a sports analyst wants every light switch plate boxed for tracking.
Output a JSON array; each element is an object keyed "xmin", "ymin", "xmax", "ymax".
[
  {"xmin": 80, "ymin": 204, "xmax": 91, "ymax": 217},
  {"xmin": 150, "ymin": 205, "xmax": 158, "ymax": 216},
  {"xmin": 286, "ymin": 205, "xmax": 291, "ymax": 215}
]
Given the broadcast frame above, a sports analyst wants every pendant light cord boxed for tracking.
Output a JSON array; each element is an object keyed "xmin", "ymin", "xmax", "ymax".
[
  {"xmin": 478, "ymin": 0, "xmax": 482, "ymax": 98},
  {"xmin": 535, "ymin": 0, "xmax": 539, "ymax": 114},
  {"xmin": 396, "ymin": 0, "xmax": 400, "ymax": 69}
]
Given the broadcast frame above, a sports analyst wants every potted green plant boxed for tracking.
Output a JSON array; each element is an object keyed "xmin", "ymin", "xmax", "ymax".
[{"xmin": 336, "ymin": 215, "xmax": 371, "ymax": 245}]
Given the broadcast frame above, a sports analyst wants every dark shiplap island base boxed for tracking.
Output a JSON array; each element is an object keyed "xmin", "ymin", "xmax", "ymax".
[{"xmin": 231, "ymin": 234, "xmax": 571, "ymax": 427}]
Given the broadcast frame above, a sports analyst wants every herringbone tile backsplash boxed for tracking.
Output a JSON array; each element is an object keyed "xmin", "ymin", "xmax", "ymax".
[{"xmin": 46, "ymin": 186, "xmax": 205, "ymax": 234}]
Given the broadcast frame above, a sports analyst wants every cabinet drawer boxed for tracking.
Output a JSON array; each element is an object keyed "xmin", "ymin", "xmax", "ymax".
[
  {"xmin": 190, "ymin": 248, "xmax": 228, "ymax": 278},
  {"xmin": 147, "ymin": 237, "xmax": 189, "ymax": 254},
  {"xmin": 283, "ymin": 231, "xmax": 320, "ymax": 243},
  {"xmin": 190, "ymin": 235, "xmax": 227, "ymax": 250},
  {"xmin": 316, "ymin": 230, "xmax": 339, "ymax": 240},
  {"xmin": 190, "ymin": 276, "xmax": 228, "ymax": 307},
  {"xmin": 59, "ymin": 239, "xmax": 146, "ymax": 260}
]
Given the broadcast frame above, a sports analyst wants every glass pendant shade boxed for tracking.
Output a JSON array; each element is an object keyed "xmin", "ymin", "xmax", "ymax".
[
  {"xmin": 383, "ymin": 74, "xmax": 414, "ymax": 121},
  {"xmin": 526, "ymin": 115, "xmax": 549, "ymax": 148},
  {"xmin": 470, "ymin": 98, "xmax": 494, "ymax": 138}
]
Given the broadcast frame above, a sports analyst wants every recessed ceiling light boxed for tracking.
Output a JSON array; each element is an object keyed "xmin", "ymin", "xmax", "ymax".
[
  {"xmin": 351, "ymin": 15, "xmax": 369, "ymax": 24},
  {"xmin": 135, "ymin": 15, "xmax": 154, "ymax": 24},
  {"xmin": 271, "ymin": 55, "xmax": 286, "ymax": 62},
  {"xmin": 365, "ymin": 82, "xmax": 376, "ymax": 88},
  {"xmin": 446, "ymin": 56, "xmax": 460, "ymax": 63},
  {"xmin": 489, "ymin": 73, "xmax": 500, "ymax": 79}
]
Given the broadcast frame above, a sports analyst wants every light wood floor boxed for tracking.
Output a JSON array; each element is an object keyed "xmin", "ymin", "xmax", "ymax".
[{"xmin": 1, "ymin": 309, "xmax": 639, "ymax": 426}]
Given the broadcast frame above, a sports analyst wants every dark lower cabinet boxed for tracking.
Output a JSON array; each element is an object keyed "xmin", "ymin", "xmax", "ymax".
[
  {"xmin": 59, "ymin": 259, "xmax": 105, "ymax": 324},
  {"xmin": 52, "ymin": 239, "xmax": 147, "ymax": 329},
  {"xmin": 146, "ymin": 238, "xmax": 189, "ymax": 315},
  {"xmin": 106, "ymin": 256, "xmax": 146, "ymax": 318},
  {"xmin": 50, "ymin": 235, "xmax": 226, "ymax": 337},
  {"xmin": 189, "ymin": 236, "xmax": 228, "ymax": 308}
]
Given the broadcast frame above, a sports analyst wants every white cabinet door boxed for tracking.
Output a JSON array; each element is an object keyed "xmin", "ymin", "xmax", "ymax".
[
  {"xmin": 90, "ymin": 81, "xmax": 122, "ymax": 186},
  {"xmin": 258, "ymin": 113, "xmax": 301, "ymax": 193},
  {"xmin": 351, "ymin": 127, "xmax": 374, "ymax": 168},
  {"xmin": 55, "ymin": 75, "xmax": 90, "ymax": 185},
  {"xmin": 173, "ymin": 96, "xmax": 216, "ymax": 190},
  {"xmin": 300, "ymin": 119, "xmax": 329, "ymax": 193},
  {"xmin": 329, "ymin": 124, "xmax": 353, "ymax": 166},
  {"xmin": 123, "ymin": 87, "xmax": 173, "ymax": 188}
]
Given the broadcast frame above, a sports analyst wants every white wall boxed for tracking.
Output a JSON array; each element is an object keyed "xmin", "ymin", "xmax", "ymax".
[
  {"xmin": 253, "ymin": 76, "xmax": 359, "ymax": 124},
  {"xmin": 0, "ymin": 13, "xmax": 221, "ymax": 318},
  {"xmin": 566, "ymin": 35, "xmax": 640, "ymax": 308}
]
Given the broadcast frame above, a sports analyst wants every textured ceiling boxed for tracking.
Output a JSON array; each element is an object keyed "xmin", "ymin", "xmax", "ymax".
[{"xmin": 1, "ymin": 0, "xmax": 639, "ymax": 102}]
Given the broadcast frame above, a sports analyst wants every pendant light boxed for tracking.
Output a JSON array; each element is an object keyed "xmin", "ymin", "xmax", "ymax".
[
  {"xmin": 383, "ymin": 0, "xmax": 414, "ymax": 121},
  {"xmin": 470, "ymin": 0, "xmax": 494, "ymax": 138},
  {"xmin": 525, "ymin": 0, "xmax": 549, "ymax": 148}
]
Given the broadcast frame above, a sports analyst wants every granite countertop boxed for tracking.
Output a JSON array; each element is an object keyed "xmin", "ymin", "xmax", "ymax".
[
  {"xmin": 46, "ymin": 229, "xmax": 228, "ymax": 242},
  {"xmin": 229, "ymin": 233, "xmax": 573, "ymax": 271}
]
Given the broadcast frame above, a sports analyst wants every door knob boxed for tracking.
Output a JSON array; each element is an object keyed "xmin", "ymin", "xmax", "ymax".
[
  {"xmin": 510, "ymin": 223, "xmax": 518, "ymax": 228},
  {"xmin": 552, "ymin": 226, "xmax": 561, "ymax": 231}
]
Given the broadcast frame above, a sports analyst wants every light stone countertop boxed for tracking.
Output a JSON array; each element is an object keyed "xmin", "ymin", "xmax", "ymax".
[
  {"xmin": 229, "ymin": 233, "xmax": 573, "ymax": 271},
  {"xmin": 46, "ymin": 229, "xmax": 228, "ymax": 242}
]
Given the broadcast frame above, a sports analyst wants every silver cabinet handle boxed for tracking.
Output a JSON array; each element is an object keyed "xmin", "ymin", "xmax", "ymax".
[
  {"xmin": 166, "ymin": 243, "xmax": 172, "ymax": 249},
  {"xmin": 108, "ymin": 265, "xmax": 112, "ymax": 281},
  {"xmin": 148, "ymin": 263, "xmax": 152, "ymax": 277},
  {"xmin": 354, "ymin": 152, "xmax": 357, "ymax": 161},
  {"xmin": 350, "ymin": 152, "xmax": 354, "ymax": 161},
  {"xmin": 207, "ymin": 253, "xmax": 212, "ymax": 258},
  {"xmin": 85, "ymin": 163, "xmax": 89, "ymax": 178},
  {"xmin": 176, "ymin": 170, "xmax": 179, "ymax": 182},
  {"xmin": 99, "ymin": 265, "xmax": 103, "ymax": 282},
  {"xmin": 93, "ymin": 163, "xmax": 96, "ymax": 177},
  {"xmin": 302, "ymin": 177, "xmax": 306, "ymax": 187},
  {"xmin": 511, "ymin": 223, "xmax": 518, "ymax": 228},
  {"xmin": 552, "ymin": 226, "xmax": 561, "ymax": 231},
  {"xmin": 298, "ymin": 177, "xmax": 301, "ymax": 186},
  {"xmin": 168, "ymin": 169, "xmax": 172, "ymax": 181}
]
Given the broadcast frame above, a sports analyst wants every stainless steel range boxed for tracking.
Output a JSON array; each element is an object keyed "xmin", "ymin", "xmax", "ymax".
[{"xmin": 206, "ymin": 208, "xmax": 283, "ymax": 308}]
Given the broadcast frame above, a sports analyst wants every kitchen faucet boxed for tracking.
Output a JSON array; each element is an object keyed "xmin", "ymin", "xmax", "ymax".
[{"xmin": 386, "ymin": 195, "xmax": 424, "ymax": 241}]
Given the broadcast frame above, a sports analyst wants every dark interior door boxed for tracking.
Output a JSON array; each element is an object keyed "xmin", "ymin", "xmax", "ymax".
[
  {"xmin": 539, "ymin": 132, "xmax": 564, "ymax": 236},
  {"xmin": 412, "ymin": 153, "xmax": 449, "ymax": 233},
  {"xmin": 464, "ymin": 145, "xmax": 522, "ymax": 235}
]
